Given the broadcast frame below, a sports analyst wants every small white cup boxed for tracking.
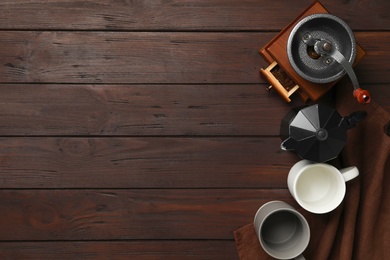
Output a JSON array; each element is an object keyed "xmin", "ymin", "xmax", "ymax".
[{"xmin": 288, "ymin": 160, "xmax": 359, "ymax": 214}]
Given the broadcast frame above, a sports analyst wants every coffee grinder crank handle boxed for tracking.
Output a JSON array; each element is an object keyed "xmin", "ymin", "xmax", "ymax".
[
  {"xmin": 302, "ymin": 34, "xmax": 371, "ymax": 104},
  {"xmin": 329, "ymin": 49, "xmax": 371, "ymax": 104}
]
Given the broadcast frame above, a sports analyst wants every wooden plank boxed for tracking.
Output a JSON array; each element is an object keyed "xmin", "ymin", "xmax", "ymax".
[
  {"xmin": 0, "ymin": 137, "xmax": 298, "ymax": 189},
  {"xmin": 0, "ymin": 189, "xmax": 331, "ymax": 241},
  {"xmin": 0, "ymin": 0, "xmax": 388, "ymax": 31},
  {"xmin": 0, "ymin": 83, "xmax": 386, "ymax": 136},
  {"xmin": 0, "ymin": 84, "xmax": 304, "ymax": 136},
  {"xmin": 0, "ymin": 241, "xmax": 239, "ymax": 260},
  {"xmin": 364, "ymin": 84, "xmax": 390, "ymax": 113},
  {"xmin": 0, "ymin": 32, "xmax": 267, "ymax": 84},
  {"xmin": 354, "ymin": 32, "xmax": 390, "ymax": 86},
  {"xmin": 0, "ymin": 32, "xmax": 388, "ymax": 84}
]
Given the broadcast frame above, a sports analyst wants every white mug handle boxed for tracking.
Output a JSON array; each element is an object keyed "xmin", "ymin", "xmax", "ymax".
[
  {"xmin": 340, "ymin": 166, "xmax": 359, "ymax": 182},
  {"xmin": 295, "ymin": 254, "xmax": 306, "ymax": 260}
]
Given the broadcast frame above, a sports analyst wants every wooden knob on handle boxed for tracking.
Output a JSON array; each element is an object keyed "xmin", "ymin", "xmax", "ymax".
[{"xmin": 353, "ymin": 88, "xmax": 371, "ymax": 104}]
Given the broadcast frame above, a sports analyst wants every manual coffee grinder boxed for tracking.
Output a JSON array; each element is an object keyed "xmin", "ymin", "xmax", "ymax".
[{"xmin": 259, "ymin": 1, "xmax": 371, "ymax": 104}]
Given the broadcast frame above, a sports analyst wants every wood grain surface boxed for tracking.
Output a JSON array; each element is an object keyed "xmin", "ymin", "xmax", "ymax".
[
  {"xmin": 0, "ymin": 189, "xmax": 293, "ymax": 240},
  {"xmin": 0, "ymin": 137, "xmax": 298, "ymax": 188},
  {"xmin": 0, "ymin": 0, "xmax": 388, "ymax": 31},
  {"xmin": 0, "ymin": 241, "xmax": 239, "ymax": 260},
  {"xmin": 0, "ymin": 0, "xmax": 388, "ymax": 258},
  {"xmin": 0, "ymin": 32, "xmax": 388, "ymax": 84}
]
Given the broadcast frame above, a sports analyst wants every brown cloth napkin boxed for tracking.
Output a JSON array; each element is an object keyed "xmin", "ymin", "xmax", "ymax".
[{"xmin": 234, "ymin": 83, "xmax": 390, "ymax": 260}]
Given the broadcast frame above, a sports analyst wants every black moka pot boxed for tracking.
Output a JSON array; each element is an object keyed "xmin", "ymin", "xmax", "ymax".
[{"xmin": 280, "ymin": 104, "xmax": 366, "ymax": 162}]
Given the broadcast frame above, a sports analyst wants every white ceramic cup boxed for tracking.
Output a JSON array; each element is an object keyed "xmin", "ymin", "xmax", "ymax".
[
  {"xmin": 254, "ymin": 201, "xmax": 310, "ymax": 260},
  {"xmin": 287, "ymin": 160, "xmax": 359, "ymax": 214}
]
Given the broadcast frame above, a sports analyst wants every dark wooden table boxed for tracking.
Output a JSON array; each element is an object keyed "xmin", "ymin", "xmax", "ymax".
[{"xmin": 0, "ymin": 1, "xmax": 388, "ymax": 259}]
